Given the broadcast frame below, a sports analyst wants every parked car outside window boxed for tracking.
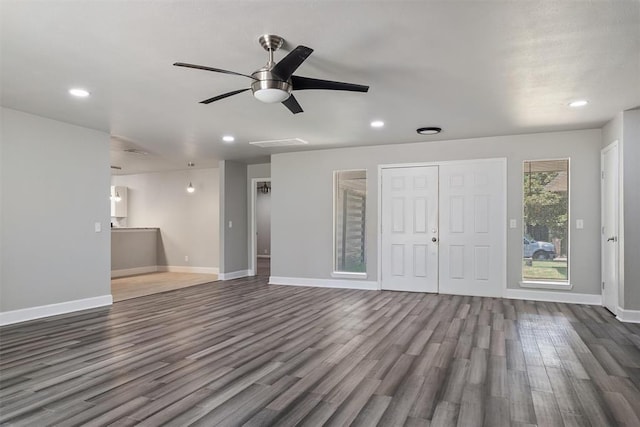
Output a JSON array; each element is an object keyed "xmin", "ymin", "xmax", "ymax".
[{"xmin": 523, "ymin": 236, "xmax": 557, "ymax": 260}]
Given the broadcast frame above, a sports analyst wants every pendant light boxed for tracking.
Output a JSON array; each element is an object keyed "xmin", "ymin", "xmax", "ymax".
[{"xmin": 187, "ymin": 162, "xmax": 195, "ymax": 193}]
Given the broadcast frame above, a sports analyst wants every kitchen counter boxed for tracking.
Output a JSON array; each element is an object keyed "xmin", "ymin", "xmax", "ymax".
[
  {"xmin": 111, "ymin": 228, "xmax": 159, "ymax": 277},
  {"xmin": 111, "ymin": 227, "xmax": 159, "ymax": 231}
]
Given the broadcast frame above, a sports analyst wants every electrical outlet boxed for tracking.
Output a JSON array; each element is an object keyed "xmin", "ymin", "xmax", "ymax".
[
  {"xmin": 509, "ymin": 219, "xmax": 517, "ymax": 229},
  {"xmin": 228, "ymin": 221, "xmax": 233, "ymax": 228},
  {"xmin": 185, "ymin": 255, "xmax": 189, "ymax": 262},
  {"xmin": 576, "ymin": 219, "xmax": 584, "ymax": 229},
  {"xmin": 94, "ymin": 222, "xmax": 101, "ymax": 232}
]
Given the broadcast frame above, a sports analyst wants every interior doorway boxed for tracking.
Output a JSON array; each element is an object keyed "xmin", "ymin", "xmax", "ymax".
[{"xmin": 250, "ymin": 178, "xmax": 271, "ymax": 278}]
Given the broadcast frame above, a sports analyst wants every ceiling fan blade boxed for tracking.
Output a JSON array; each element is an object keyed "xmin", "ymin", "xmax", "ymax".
[
  {"xmin": 291, "ymin": 76, "xmax": 369, "ymax": 92},
  {"xmin": 282, "ymin": 95, "xmax": 303, "ymax": 114},
  {"xmin": 200, "ymin": 88, "xmax": 250, "ymax": 104},
  {"xmin": 271, "ymin": 46, "xmax": 314, "ymax": 80},
  {"xmin": 174, "ymin": 62, "xmax": 257, "ymax": 80}
]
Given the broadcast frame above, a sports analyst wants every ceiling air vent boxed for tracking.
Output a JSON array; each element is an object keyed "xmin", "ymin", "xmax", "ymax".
[
  {"xmin": 124, "ymin": 148, "xmax": 149, "ymax": 155},
  {"xmin": 249, "ymin": 138, "xmax": 308, "ymax": 148}
]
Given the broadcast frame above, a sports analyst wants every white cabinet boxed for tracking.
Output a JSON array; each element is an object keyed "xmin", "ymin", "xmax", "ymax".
[{"xmin": 110, "ymin": 186, "xmax": 128, "ymax": 217}]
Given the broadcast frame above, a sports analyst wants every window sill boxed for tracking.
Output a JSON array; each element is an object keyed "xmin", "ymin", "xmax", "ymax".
[
  {"xmin": 519, "ymin": 281, "xmax": 572, "ymax": 291},
  {"xmin": 331, "ymin": 272, "xmax": 368, "ymax": 280}
]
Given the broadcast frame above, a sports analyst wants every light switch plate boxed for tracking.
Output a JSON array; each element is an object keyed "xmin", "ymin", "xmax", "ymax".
[
  {"xmin": 576, "ymin": 219, "xmax": 584, "ymax": 229},
  {"xmin": 94, "ymin": 222, "xmax": 101, "ymax": 232},
  {"xmin": 228, "ymin": 221, "xmax": 233, "ymax": 228},
  {"xmin": 509, "ymin": 219, "xmax": 517, "ymax": 229}
]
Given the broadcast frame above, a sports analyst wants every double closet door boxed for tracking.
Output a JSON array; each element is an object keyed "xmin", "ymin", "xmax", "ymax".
[{"xmin": 380, "ymin": 160, "xmax": 505, "ymax": 297}]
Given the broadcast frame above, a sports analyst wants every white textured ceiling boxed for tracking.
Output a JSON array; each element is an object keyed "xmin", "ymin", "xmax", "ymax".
[{"xmin": 2, "ymin": 1, "xmax": 639, "ymax": 174}]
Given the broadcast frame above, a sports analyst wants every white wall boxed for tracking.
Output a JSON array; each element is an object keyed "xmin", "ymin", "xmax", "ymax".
[
  {"xmin": 248, "ymin": 163, "xmax": 271, "ymax": 181},
  {"xmin": 256, "ymin": 188, "xmax": 271, "ymax": 256},
  {"xmin": 1, "ymin": 108, "xmax": 111, "ymax": 314},
  {"xmin": 271, "ymin": 129, "xmax": 602, "ymax": 295},
  {"xmin": 111, "ymin": 168, "xmax": 219, "ymax": 270},
  {"xmin": 622, "ymin": 110, "xmax": 640, "ymax": 310}
]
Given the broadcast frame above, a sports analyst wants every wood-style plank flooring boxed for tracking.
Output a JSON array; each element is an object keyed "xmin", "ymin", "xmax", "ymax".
[
  {"xmin": 1, "ymin": 277, "xmax": 640, "ymax": 426},
  {"xmin": 111, "ymin": 272, "xmax": 218, "ymax": 302}
]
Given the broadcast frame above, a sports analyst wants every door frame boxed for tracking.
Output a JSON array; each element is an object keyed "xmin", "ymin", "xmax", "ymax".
[
  {"xmin": 249, "ymin": 177, "xmax": 271, "ymax": 276},
  {"xmin": 601, "ymin": 140, "xmax": 620, "ymax": 314},
  {"xmin": 378, "ymin": 158, "xmax": 507, "ymax": 295}
]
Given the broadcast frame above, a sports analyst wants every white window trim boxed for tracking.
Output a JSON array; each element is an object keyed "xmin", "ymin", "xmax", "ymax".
[
  {"xmin": 519, "ymin": 280, "xmax": 573, "ymax": 290},
  {"xmin": 522, "ymin": 158, "xmax": 571, "ymax": 285},
  {"xmin": 331, "ymin": 271, "xmax": 368, "ymax": 280},
  {"xmin": 333, "ymin": 169, "xmax": 367, "ymax": 275}
]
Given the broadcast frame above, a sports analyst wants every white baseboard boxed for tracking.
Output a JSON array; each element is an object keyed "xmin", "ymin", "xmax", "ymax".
[
  {"xmin": 158, "ymin": 266, "xmax": 219, "ymax": 275},
  {"xmin": 112, "ymin": 266, "xmax": 219, "ymax": 278},
  {"xmin": 111, "ymin": 266, "xmax": 158, "ymax": 278},
  {"xmin": 617, "ymin": 307, "xmax": 640, "ymax": 323},
  {"xmin": 504, "ymin": 288, "xmax": 602, "ymax": 305},
  {"xmin": 257, "ymin": 255, "xmax": 271, "ymax": 259},
  {"xmin": 0, "ymin": 295, "xmax": 113, "ymax": 326},
  {"xmin": 219, "ymin": 270, "xmax": 250, "ymax": 280},
  {"xmin": 269, "ymin": 276, "xmax": 379, "ymax": 291}
]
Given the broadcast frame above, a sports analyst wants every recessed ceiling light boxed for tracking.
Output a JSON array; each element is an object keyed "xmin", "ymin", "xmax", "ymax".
[
  {"xmin": 222, "ymin": 135, "xmax": 235, "ymax": 143},
  {"xmin": 416, "ymin": 127, "xmax": 442, "ymax": 135},
  {"xmin": 370, "ymin": 120, "xmax": 384, "ymax": 128},
  {"xmin": 69, "ymin": 88, "xmax": 90, "ymax": 97},
  {"xmin": 568, "ymin": 100, "xmax": 588, "ymax": 108}
]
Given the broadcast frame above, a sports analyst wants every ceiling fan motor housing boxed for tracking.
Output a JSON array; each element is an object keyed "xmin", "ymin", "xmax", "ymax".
[{"xmin": 251, "ymin": 69, "xmax": 292, "ymax": 103}]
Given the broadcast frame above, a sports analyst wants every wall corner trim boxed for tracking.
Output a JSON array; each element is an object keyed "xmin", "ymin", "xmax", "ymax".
[
  {"xmin": 219, "ymin": 270, "xmax": 250, "ymax": 280},
  {"xmin": 0, "ymin": 295, "xmax": 113, "ymax": 326},
  {"xmin": 503, "ymin": 288, "xmax": 602, "ymax": 305},
  {"xmin": 616, "ymin": 307, "xmax": 640, "ymax": 323},
  {"xmin": 269, "ymin": 276, "xmax": 379, "ymax": 291}
]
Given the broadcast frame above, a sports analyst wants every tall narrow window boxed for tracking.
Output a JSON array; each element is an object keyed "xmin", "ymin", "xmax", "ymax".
[
  {"xmin": 523, "ymin": 159, "xmax": 569, "ymax": 282},
  {"xmin": 334, "ymin": 170, "xmax": 366, "ymax": 273}
]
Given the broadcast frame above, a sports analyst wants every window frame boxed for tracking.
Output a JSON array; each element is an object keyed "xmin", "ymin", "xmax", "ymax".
[
  {"xmin": 520, "ymin": 158, "xmax": 572, "ymax": 289},
  {"xmin": 332, "ymin": 169, "xmax": 368, "ymax": 279}
]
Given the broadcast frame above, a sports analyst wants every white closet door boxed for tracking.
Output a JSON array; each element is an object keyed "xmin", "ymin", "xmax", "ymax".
[
  {"xmin": 601, "ymin": 143, "xmax": 619, "ymax": 314},
  {"xmin": 439, "ymin": 160, "xmax": 505, "ymax": 297},
  {"xmin": 381, "ymin": 166, "xmax": 439, "ymax": 292}
]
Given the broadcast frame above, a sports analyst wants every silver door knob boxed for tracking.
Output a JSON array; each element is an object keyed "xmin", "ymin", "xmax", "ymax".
[{"xmin": 432, "ymin": 237, "xmax": 437, "ymax": 242}]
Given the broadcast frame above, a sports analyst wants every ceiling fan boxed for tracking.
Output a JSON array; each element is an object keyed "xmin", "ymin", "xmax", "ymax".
[{"xmin": 174, "ymin": 34, "xmax": 369, "ymax": 114}]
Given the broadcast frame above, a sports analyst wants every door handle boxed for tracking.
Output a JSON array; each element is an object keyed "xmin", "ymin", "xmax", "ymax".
[
  {"xmin": 607, "ymin": 236, "xmax": 617, "ymax": 242},
  {"xmin": 432, "ymin": 237, "xmax": 438, "ymax": 243}
]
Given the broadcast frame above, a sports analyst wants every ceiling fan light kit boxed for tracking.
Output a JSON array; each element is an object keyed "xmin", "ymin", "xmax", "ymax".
[
  {"xmin": 417, "ymin": 127, "xmax": 442, "ymax": 135},
  {"xmin": 174, "ymin": 34, "xmax": 369, "ymax": 114}
]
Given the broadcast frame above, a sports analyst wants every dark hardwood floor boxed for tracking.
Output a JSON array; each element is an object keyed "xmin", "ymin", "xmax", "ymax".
[{"xmin": 1, "ymin": 277, "xmax": 640, "ymax": 426}]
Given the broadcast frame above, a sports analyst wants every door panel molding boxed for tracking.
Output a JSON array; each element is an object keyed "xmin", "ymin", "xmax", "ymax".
[
  {"xmin": 380, "ymin": 166, "xmax": 439, "ymax": 292},
  {"xmin": 439, "ymin": 159, "xmax": 506, "ymax": 297}
]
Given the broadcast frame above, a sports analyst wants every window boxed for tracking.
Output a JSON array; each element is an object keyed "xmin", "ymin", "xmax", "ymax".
[
  {"xmin": 522, "ymin": 159, "xmax": 569, "ymax": 283},
  {"xmin": 334, "ymin": 170, "xmax": 366, "ymax": 274}
]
